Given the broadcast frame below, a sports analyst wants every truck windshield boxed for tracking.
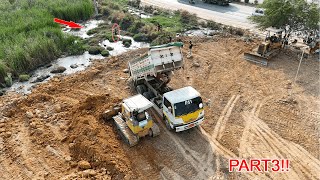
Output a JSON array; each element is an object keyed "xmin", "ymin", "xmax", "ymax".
[{"xmin": 174, "ymin": 97, "xmax": 203, "ymax": 117}]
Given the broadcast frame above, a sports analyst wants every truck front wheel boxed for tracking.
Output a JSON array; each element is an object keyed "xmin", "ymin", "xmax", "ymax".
[{"xmin": 163, "ymin": 116, "xmax": 173, "ymax": 130}]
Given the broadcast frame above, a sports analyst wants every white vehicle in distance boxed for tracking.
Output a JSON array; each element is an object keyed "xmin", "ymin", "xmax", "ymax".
[{"xmin": 252, "ymin": 8, "xmax": 265, "ymax": 16}]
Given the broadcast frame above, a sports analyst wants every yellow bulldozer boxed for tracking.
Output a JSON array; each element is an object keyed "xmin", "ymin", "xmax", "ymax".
[
  {"xmin": 244, "ymin": 27, "xmax": 286, "ymax": 65},
  {"xmin": 112, "ymin": 94, "xmax": 160, "ymax": 147}
]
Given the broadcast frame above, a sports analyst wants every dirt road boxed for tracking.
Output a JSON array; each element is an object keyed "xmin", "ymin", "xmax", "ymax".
[{"xmin": 0, "ymin": 36, "xmax": 319, "ymax": 179}]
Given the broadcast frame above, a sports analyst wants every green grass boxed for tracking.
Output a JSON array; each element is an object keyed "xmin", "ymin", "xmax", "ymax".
[
  {"xmin": 0, "ymin": 0, "xmax": 94, "ymax": 83},
  {"xmin": 143, "ymin": 15, "xmax": 183, "ymax": 33}
]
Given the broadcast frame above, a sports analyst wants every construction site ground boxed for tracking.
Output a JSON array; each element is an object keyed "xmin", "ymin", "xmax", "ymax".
[{"xmin": 0, "ymin": 36, "xmax": 319, "ymax": 180}]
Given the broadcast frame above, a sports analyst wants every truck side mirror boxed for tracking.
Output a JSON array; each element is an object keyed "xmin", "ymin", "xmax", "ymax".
[
  {"xmin": 199, "ymin": 103, "xmax": 203, "ymax": 109},
  {"xmin": 168, "ymin": 106, "xmax": 172, "ymax": 114}
]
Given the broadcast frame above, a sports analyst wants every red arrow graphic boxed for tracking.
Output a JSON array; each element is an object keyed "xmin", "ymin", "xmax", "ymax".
[{"xmin": 54, "ymin": 18, "xmax": 83, "ymax": 29}]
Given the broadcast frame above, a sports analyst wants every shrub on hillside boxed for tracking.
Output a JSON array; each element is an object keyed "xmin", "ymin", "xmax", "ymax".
[
  {"xmin": 124, "ymin": 42, "xmax": 131, "ymax": 48},
  {"xmin": 88, "ymin": 46, "xmax": 104, "ymax": 55},
  {"xmin": 128, "ymin": 21, "xmax": 145, "ymax": 34},
  {"xmin": 101, "ymin": 50, "xmax": 110, "ymax": 57},
  {"xmin": 110, "ymin": 12, "xmax": 126, "ymax": 23},
  {"xmin": 133, "ymin": 33, "xmax": 149, "ymax": 42},
  {"xmin": 19, "ymin": 74, "xmax": 30, "ymax": 82},
  {"xmin": 122, "ymin": 39, "xmax": 132, "ymax": 47},
  {"xmin": 128, "ymin": 0, "xmax": 141, "ymax": 8},
  {"xmin": 120, "ymin": 14, "xmax": 135, "ymax": 30},
  {"xmin": 207, "ymin": 20, "xmax": 221, "ymax": 30},
  {"xmin": 143, "ymin": 5, "xmax": 154, "ymax": 14},
  {"xmin": 100, "ymin": 6, "xmax": 111, "ymax": 16},
  {"xmin": 180, "ymin": 10, "xmax": 198, "ymax": 28}
]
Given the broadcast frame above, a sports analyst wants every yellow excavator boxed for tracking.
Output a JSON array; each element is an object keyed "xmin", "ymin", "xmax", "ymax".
[{"xmin": 244, "ymin": 27, "xmax": 285, "ymax": 65}]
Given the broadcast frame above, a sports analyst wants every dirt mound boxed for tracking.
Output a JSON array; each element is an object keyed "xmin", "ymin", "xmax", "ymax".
[{"xmin": 0, "ymin": 49, "xmax": 147, "ymax": 179}]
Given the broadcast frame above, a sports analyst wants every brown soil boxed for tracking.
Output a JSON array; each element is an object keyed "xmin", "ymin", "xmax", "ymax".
[{"xmin": 0, "ymin": 36, "xmax": 319, "ymax": 179}]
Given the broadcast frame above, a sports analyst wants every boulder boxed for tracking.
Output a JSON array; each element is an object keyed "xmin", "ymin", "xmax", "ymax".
[
  {"xmin": 26, "ymin": 111, "xmax": 34, "ymax": 119},
  {"xmin": 78, "ymin": 160, "xmax": 91, "ymax": 170},
  {"xmin": 50, "ymin": 66, "xmax": 66, "ymax": 74},
  {"xmin": 83, "ymin": 169, "xmax": 97, "ymax": 177},
  {"xmin": 122, "ymin": 69, "xmax": 129, "ymax": 73},
  {"xmin": 70, "ymin": 64, "xmax": 78, "ymax": 69},
  {"xmin": 32, "ymin": 75, "xmax": 50, "ymax": 83},
  {"xmin": 192, "ymin": 62, "xmax": 200, "ymax": 67},
  {"xmin": 0, "ymin": 90, "xmax": 4, "ymax": 96},
  {"xmin": 45, "ymin": 64, "xmax": 52, "ymax": 68},
  {"xmin": 107, "ymin": 46, "xmax": 114, "ymax": 51}
]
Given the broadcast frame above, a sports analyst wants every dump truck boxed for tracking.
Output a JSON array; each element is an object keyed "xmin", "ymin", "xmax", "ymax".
[
  {"xmin": 112, "ymin": 94, "xmax": 160, "ymax": 147},
  {"xmin": 129, "ymin": 42, "xmax": 205, "ymax": 132},
  {"xmin": 244, "ymin": 27, "xmax": 285, "ymax": 66},
  {"xmin": 203, "ymin": 0, "xmax": 231, "ymax": 6}
]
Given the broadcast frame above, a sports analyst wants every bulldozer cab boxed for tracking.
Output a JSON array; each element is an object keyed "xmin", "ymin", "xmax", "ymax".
[
  {"xmin": 265, "ymin": 27, "xmax": 284, "ymax": 43},
  {"xmin": 122, "ymin": 94, "xmax": 155, "ymax": 134}
]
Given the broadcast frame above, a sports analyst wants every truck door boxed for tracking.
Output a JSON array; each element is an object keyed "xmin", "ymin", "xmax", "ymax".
[{"xmin": 162, "ymin": 97, "xmax": 174, "ymax": 122}]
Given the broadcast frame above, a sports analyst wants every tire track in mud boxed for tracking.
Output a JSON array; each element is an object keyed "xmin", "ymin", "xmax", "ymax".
[
  {"xmin": 151, "ymin": 109, "xmax": 216, "ymax": 179},
  {"xmin": 239, "ymin": 101, "xmax": 320, "ymax": 180},
  {"xmin": 212, "ymin": 95, "xmax": 240, "ymax": 140}
]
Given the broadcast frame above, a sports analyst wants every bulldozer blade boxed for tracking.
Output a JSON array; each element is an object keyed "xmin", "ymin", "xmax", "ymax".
[
  {"xmin": 244, "ymin": 52, "xmax": 268, "ymax": 66},
  {"xmin": 113, "ymin": 115, "xmax": 139, "ymax": 147}
]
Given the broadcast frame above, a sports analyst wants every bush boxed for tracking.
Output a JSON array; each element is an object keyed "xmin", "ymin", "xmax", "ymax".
[
  {"xmin": 128, "ymin": 0, "xmax": 141, "ymax": 8},
  {"xmin": 100, "ymin": 6, "xmax": 111, "ymax": 16},
  {"xmin": 122, "ymin": 38, "xmax": 132, "ymax": 47},
  {"xmin": 206, "ymin": 20, "xmax": 221, "ymax": 30},
  {"xmin": 101, "ymin": 50, "xmax": 110, "ymax": 57},
  {"xmin": 64, "ymin": 36, "xmax": 86, "ymax": 55},
  {"xmin": 88, "ymin": 37, "xmax": 100, "ymax": 45},
  {"xmin": 143, "ymin": 6, "xmax": 154, "ymax": 14},
  {"xmin": 110, "ymin": 11, "xmax": 126, "ymax": 23},
  {"xmin": 124, "ymin": 42, "xmax": 131, "ymax": 48},
  {"xmin": 105, "ymin": 31, "xmax": 117, "ymax": 42},
  {"xmin": 120, "ymin": 14, "xmax": 135, "ymax": 30},
  {"xmin": 87, "ymin": 28, "xmax": 99, "ymax": 35},
  {"xmin": 4, "ymin": 73, "xmax": 12, "ymax": 87},
  {"xmin": 180, "ymin": 10, "xmax": 198, "ymax": 28},
  {"xmin": 133, "ymin": 33, "xmax": 149, "ymax": 42},
  {"xmin": 109, "ymin": 3, "xmax": 120, "ymax": 10},
  {"xmin": 150, "ymin": 32, "xmax": 173, "ymax": 46},
  {"xmin": 19, "ymin": 74, "xmax": 30, "ymax": 82},
  {"xmin": 235, "ymin": 28, "xmax": 244, "ymax": 36},
  {"xmin": 88, "ymin": 46, "xmax": 104, "ymax": 55},
  {"xmin": 107, "ymin": 47, "xmax": 114, "ymax": 51},
  {"xmin": 128, "ymin": 21, "xmax": 145, "ymax": 34},
  {"xmin": 199, "ymin": 21, "xmax": 207, "ymax": 28}
]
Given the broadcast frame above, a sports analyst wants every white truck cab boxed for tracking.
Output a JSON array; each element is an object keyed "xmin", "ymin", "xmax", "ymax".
[{"xmin": 162, "ymin": 86, "xmax": 205, "ymax": 132}]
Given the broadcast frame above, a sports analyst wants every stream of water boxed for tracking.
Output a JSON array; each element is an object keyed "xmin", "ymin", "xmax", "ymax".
[{"xmin": 7, "ymin": 19, "xmax": 150, "ymax": 94}]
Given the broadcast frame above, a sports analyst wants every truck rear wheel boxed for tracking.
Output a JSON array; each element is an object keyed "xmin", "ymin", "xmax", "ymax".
[{"xmin": 136, "ymin": 85, "xmax": 147, "ymax": 94}]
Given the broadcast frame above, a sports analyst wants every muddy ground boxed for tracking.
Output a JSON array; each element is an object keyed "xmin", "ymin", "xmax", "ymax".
[{"xmin": 0, "ymin": 36, "xmax": 319, "ymax": 180}]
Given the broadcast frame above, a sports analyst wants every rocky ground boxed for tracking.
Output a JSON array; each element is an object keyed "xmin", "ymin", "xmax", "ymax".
[{"xmin": 0, "ymin": 36, "xmax": 319, "ymax": 179}]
